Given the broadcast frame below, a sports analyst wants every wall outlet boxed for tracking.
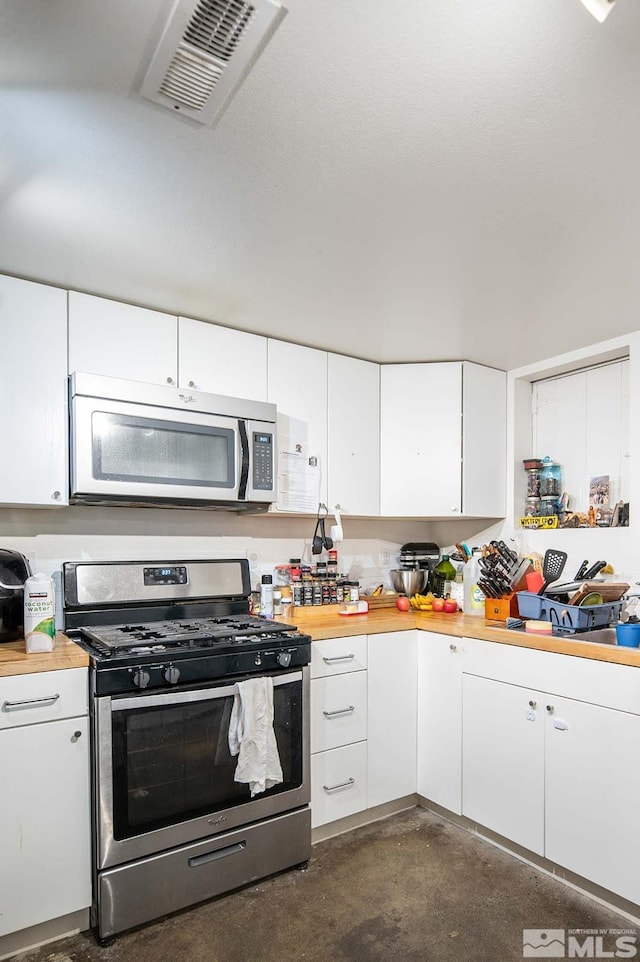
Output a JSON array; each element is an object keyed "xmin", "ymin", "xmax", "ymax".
[{"xmin": 380, "ymin": 551, "xmax": 390, "ymax": 567}]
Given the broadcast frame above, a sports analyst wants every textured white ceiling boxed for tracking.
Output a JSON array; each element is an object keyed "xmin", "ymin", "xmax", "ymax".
[{"xmin": 0, "ymin": 0, "xmax": 639, "ymax": 369}]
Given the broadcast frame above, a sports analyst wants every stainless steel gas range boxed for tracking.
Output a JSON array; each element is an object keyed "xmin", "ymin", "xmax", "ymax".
[{"xmin": 63, "ymin": 558, "xmax": 311, "ymax": 943}]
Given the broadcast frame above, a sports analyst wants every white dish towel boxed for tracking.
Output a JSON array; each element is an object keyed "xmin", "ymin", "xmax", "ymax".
[{"xmin": 228, "ymin": 676, "xmax": 283, "ymax": 797}]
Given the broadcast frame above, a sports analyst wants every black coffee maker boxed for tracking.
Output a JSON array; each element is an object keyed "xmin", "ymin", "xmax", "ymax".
[{"xmin": 0, "ymin": 549, "xmax": 32, "ymax": 642}]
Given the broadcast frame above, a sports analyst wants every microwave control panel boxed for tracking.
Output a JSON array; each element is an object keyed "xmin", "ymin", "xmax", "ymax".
[{"xmin": 252, "ymin": 432, "xmax": 274, "ymax": 490}]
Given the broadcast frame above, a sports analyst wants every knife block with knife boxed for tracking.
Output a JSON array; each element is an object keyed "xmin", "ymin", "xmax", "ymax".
[{"xmin": 480, "ymin": 546, "xmax": 533, "ymax": 623}]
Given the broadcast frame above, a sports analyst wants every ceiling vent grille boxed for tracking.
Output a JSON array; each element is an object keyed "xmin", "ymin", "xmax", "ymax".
[{"xmin": 141, "ymin": 0, "xmax": 286, "ymax": 126}]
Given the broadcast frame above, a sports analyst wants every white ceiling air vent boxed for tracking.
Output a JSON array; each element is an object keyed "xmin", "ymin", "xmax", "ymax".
[{"xmin": 141, "ymin": 0, "xmax": 287, "ymax": 125}]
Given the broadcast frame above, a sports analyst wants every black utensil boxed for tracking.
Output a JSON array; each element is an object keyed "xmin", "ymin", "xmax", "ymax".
[
  {"xmin": 537, "ymin": 549, "xmax": 568, "ymax": 595},
  {"xmin": 574, "ymin": 559, "xmax": 589, "ymax": 580},
  {"xmin": 582, "ymin": 560, "xmax": 607, "ymax": 580}
]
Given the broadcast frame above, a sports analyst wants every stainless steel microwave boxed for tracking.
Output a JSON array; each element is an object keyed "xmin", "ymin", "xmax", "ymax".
[{"xmin": 69, "ymin": 373, "xmax": 277, "ymax": 511}]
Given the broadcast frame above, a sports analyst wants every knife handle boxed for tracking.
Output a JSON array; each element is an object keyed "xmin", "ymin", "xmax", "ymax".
[
  {"xmin": 574, "ymin": 559, "xmax": 589, "ymax": 580},
  {"xmin": 582, "ymin": 560, "xmax": 606, "ymax": 580}
]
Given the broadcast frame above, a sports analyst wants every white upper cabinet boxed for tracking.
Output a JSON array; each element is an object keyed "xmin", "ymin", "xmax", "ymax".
[
  {"xmin": 267, "ymin": 340, "xmax": 328, "ymax": 508},
  {"xmin": 380, "ymin": 361, "xmax": 506, "ymax": 517},
  {"xmin": 68, "ymin": 291, "xmax": 178, "ymax": 386},
  {"xmin": 178, "ymin": 317, "xmax": 267, "ymax": 401},
  {"xmin": 462, "ymin": 361, "xmax": 506, "ymax": 517},
  {"xmin": 327, "ymin": 353, "xmax": 380, "ymax": 516},
  {"xmin": 0, "ymin": 276, "xmax": 68, "ymax": 507},
  {"xmin": 380, "ymin": 362, "xmax": 463, "ymax": 516}
]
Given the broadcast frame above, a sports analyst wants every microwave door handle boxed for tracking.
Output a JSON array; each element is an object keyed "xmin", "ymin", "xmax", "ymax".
[{"xmin": 238, "ymin": 420, "xmax": 249, "ymax": 501}]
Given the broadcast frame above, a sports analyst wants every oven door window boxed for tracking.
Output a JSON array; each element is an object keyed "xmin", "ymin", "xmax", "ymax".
[
  {"xmin": 92, "ymin": 411, "xmax": 235, "ymax": 488},
  {"xmin": 110, "ymin": 676, "xmax": 303, "ymax": 839}
]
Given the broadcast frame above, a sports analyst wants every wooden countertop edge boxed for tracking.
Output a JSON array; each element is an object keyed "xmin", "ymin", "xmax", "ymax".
[
  {"xmin": 2, "ymin": 611, "xmax": 639, "ymax": 675},
  {"xmin": 285, "ymin": 607, "xmax": 640, "ymax": 668},
  {"xmin": 0, "ymin": 633, "xmax": 89, "ymax": 677}
]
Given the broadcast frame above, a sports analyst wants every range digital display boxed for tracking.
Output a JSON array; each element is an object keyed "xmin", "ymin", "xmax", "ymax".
[{"xmin": 143, "ymin": 566, "xmax": 188, "ymax": 586}]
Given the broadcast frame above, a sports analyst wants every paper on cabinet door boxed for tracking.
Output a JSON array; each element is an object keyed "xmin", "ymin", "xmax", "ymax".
[{"xmin": 275, "ymin": 414, "xmax": 320, "ymax": 512}]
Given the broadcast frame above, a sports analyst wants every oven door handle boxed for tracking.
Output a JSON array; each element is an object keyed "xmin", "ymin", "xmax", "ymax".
[{"xmin": 111, "ymin": 670, "xmax": 302, "ymax": 711}]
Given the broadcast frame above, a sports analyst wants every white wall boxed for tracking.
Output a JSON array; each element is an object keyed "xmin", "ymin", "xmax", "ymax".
[{"xmin": 0, "ymin": 507, "xmax": 482, "ymax": 597}]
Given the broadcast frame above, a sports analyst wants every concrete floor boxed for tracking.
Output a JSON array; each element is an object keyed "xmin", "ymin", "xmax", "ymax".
[{"xmin": 19, "ymin": 808, "xmax": 635, "ymax": 962}]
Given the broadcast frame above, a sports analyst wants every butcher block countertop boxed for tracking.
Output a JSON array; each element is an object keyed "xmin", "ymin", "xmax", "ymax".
[
  {"xmin": 283, "ymin": 606, "xmax": 640, "ymax": 668},
  {"xmin": 2, "ymin": 609, "xmax": 640, "ymax": 676},
  {"xmin": 0, "ymin": 633, "xmax": 89, "ymax": 677}
]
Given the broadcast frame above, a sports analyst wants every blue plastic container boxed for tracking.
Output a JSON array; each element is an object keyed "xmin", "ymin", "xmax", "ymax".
[{"xmin": 615, "ymin": 623, "xmax": 640, "ymax": 648}]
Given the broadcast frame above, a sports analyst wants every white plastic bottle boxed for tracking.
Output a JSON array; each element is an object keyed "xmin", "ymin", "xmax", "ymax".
[
  {"xmin": 24, "ymin": 573, "xmax": 56, "ymax": 652},
  {"xmin": 463, "ymin": 550, "xmax": 485, "ymax": 617},
  {"xmin": 260, "ymin": 574, "xmax": 274, "ymax": 619}
]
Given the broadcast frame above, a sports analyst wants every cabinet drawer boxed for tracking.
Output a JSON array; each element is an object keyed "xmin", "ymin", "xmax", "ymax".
[
  {"xmin": 0, "ymin": 668, "xmax": 88, "ymax": 729},
  {"xmin": 311, "ymin": 672, "xmax": 367, "ymax": 752},
  {"xmin": 311, "ymin": 635, "xmax": 367, "ymax": 678},
  {"xmin": 311, "ymin": 742, "xmax": 367, "ymax": 829}
]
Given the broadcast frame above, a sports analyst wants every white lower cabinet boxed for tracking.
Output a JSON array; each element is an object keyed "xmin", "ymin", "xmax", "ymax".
[
  {"xmin": 0, "ymin": 668, "xmax": 91, "ymax": 938},
  {"xmin": 310, "ymin": 637, "xmax": 368, "ymax": 829},
  {"xmin": 545, "ymin": 695, "xmax": 640, "ymax": 905},
  {"xmin": 310, "ymin": 631, "xmax": 420, "ymax": 829},
  {"xmin": 460, "ymin": 661, "xmax": 640, "ymax": 905},
  {"xmin": 462, "ymin": 673, "xmax": 545, "ymax": 855},
  {"xmin": 310, "ymin": 742, "xmax": 368, "ymax": 829},
  {"xmin": 417, "ymin": 633, "xmax": 464, "ymax": 814},
  {"xmin": 367, "ymin": 631, "xmax": 417, "ymax": 808}
]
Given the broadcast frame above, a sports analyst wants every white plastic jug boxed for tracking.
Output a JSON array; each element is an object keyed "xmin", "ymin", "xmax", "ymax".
[{"xmin": 463, "ymin": 551, "xmax": 485, "ymax": 617}]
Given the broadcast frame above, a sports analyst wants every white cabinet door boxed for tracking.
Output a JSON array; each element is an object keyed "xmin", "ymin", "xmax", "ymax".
[
  {"xmin": 267, "ymin": 340, "xmax": 328, "ymax": 508},
  {"xmin": 0, "ymin": 276, "xmax": 68, "ymax": 507},
  {"xmin": 178, "ymin": 317, "xmax": 267, "ymax": 400},
  {"xmin": 311, "ymin": 742, "xmax": 368, "ymax": 828},
  {"xmin": 68, "ymin": 291, "xmax": 177, "ymax": 385},
  {"xmin": 367, "ymin": 631, "xmax": 417, "ymax": 807},
  {"xmin": 545, "ymin": 696, "xmax": 640, "ymax": 904},
  {"xmin": 327, "ymin": 353, "xmax": 379, "ymax": 516},
  {"xmin": 462, "ymin": 362, "xmax": 506, "ymax": 517},
  {"xmin": 380, "ymin": 363, "xmax": 462, "ymax": 516},
  {"xmin": 417, "ymin": 633, "xmax": 464, "ymax": 814},
  {"xmin": 462, "ymin": 674, "xmax": 545, "ymax": 855},
  {"xmin": 0, "ymin": 716, "xmax": 91, "ymax": 936}
]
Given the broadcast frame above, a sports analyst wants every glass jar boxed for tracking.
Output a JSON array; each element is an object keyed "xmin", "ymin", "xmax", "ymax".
[
  {"xmin": 523, "ymin": 458, "xmax": 543, "ymax": 498},
  {"xmin": 540, "ymin": 457, "xmax": 562, "ymax": 498},
  {"xmin": 525, "ymin": 497, "xmax": 542, "ymax": 517}
]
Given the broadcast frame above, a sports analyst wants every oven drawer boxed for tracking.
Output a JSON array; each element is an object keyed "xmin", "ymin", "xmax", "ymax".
[
  {"xmin": 310, "ymin": 635, "xmax": 367, "ymax": 678},
  {"xmin": 310, "ymin": 741, "xmax": 367, "ymax": 828},
  {"xmin": 97, "ymin": 807, "xmax": 311, "ymax": 939},
  {"xmin": 0, "ymin": 668, "xmax": 88, "ymax": 729},
  {"xmin": 310, "ymin": 671, "xmax": 367, "ymax": 753}
]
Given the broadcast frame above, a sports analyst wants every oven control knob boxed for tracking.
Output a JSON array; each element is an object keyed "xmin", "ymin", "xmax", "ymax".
[
  {"xmin": 163, "ymin": 665, "xmax": 180, "ymax": 685},
  {"xmin": 132, "ymin": 669, "xmax": 151, "ymax": 689},
  {"xmin": 277, "ymin": 651, "xmax": 292, "ymax": 668}
]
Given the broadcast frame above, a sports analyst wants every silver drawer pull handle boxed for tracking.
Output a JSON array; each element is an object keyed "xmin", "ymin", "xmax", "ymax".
[
  {"xmin": 322, "ymin": 654, "xmax": 355, "ymax": 664},
  {"xmin": 2, "ymin": 694, "xmax": 60, "ymax": 712},
  {"xmin": 188, "ymin": 841, "xmax": 246, "ymax": 867},
  {"xmin": 323, "ymin": 777, "xmax": 355, "ymax": 794},
  {"xmin": 323, "ymin": 705, "xmax": 355, "ymax": 718}
]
